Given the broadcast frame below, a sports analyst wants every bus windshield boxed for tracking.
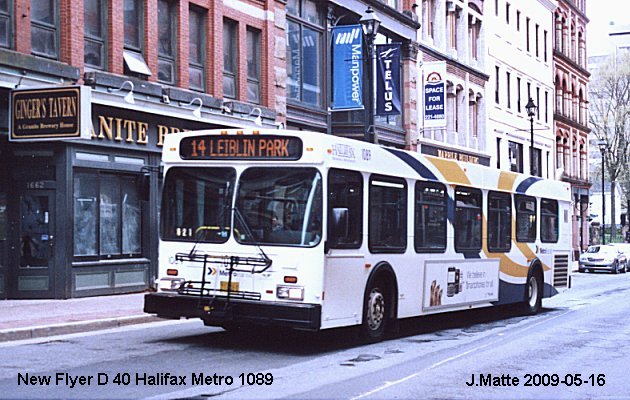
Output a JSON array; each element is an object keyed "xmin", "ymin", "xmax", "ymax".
[
  {"xmin": 160, "ymin": 167, "xmax": 236, "ymax": 243},
  {"xmin": 235, "ymin": 167, "xmax": 322, "ymax": 247}
]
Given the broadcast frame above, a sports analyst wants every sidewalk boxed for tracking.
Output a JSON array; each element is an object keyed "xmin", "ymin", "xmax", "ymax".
[{"xmin": 0, "ymin": 292, "xmax": 161, "ymax": 342}]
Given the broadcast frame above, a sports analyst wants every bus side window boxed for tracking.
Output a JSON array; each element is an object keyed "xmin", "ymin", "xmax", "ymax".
[
  {"xmin": 516, "ymin": 194, "xmax": 537, "ymax": 242},
  {"xmin": 327, "ymin": 169, "xmax": 363, "ymax": 249},
  {"xmin": 454, "ymin": 186, "xmax": 482, "ymax": 253},
  {"xmin": 368, "ymin": 175, "xmax": 407, "ymax": 253},
  {"xmin": 487, "ymin": 191, "xmax": 512, "ymax": 252},
  {"xmin": 541, "ymin": 198, "xmax": 559, "ymax": 243},
  {"xmin": 414, "ymin": 181, "xmax": 447, "ymax": 252}
]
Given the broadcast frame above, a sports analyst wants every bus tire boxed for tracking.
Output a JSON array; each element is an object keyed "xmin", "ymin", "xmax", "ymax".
[
  {"xmin": 362, "ymin": 280, "xmax": 388, "ymax": 342},
  {"xmin": 522, "ymin": 267, "xmax": 543, "ymax": 315}
]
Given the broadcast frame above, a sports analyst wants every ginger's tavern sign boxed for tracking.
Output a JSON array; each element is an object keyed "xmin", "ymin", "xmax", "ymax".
[{"xmin": 10, "ymin": 86, "xmax": 91, "ymax": 141}]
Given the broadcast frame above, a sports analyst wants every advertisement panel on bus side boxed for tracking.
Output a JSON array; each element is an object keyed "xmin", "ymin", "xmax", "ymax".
[{"xmin": 422, "ymin": 259, "xmax": 500, "ymax": 311}]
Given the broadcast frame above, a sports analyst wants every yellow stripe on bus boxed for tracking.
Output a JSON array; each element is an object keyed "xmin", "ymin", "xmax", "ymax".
[
  {"xmin": 427, "ymin": 158, "xmax": 471, "ymax": 185},
  {"xmin": 498, "ymin": 171, "xmax": 518, "ymax": 192}
]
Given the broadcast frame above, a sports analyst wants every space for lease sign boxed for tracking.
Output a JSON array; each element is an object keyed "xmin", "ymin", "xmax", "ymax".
[{"xmin": 422, "ymin": 61, "xmax": 446, "ymax": 129}]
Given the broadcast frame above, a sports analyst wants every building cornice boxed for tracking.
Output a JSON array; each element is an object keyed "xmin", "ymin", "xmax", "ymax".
[{"xmin": 419, "ymin": 45, "xmax": 490, "ymax": 82}]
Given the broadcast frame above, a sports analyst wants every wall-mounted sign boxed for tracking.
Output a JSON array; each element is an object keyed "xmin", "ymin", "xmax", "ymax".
[
  {"xmin": 422, "ymin": 61, "xmax": 446, "ymax": 129},
  {"xmin": 375, "ymin": 43, "xmax": 401, "ymax": 116},
  {"xmin": 10, "ymin": 86, "xmax": 92, "ymax": 141},
  {"xmin": 421, "ymin": 144, "xmax": 490, "ymax": 166},
  {"xmin": 331, "ymin": 25, "xmax": 363, "ymax": 111}
]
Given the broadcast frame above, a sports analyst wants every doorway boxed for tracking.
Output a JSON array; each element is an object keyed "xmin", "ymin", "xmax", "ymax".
[{"xmin": 11, "ymin": 192, "xmax": 56, "ymax": 298}]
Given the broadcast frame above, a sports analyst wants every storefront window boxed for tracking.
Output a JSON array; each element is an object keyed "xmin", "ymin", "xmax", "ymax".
[{"xmin": 74, "ymin": 172, "xmax": 142, "ymax": 259}]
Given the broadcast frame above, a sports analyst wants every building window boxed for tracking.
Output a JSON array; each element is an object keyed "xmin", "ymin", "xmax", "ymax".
[
  {"xmin": 123, "ymin": 0, "xmax": 150, "ymax": 78},
  {"xmin": 223, "ymin": 19, "xmax": 238, "ymax": 99},
  {"xmin": 509, "ymin": 141, "xmax": 523, "ymax": 173},
  {"xmin": 1, "ymin": 0, "xmax": 13, "ymax": 49},
  {"xmin": 73, "ymin": 172, "xmax": 142, "ymax": 259},
  {"xmin": 415, "ymin": 182, "xmax": 447, "ymax": 252},
  {"xmin": 488, "ymin": 191, "xmax": 512, "ymax": 252},
  {"xmin": 189, "ymin": 6, "xmax": 206, "ymax": 92},
  {"xmin": 495, "ymin": 66, "xmax": 500, "ymax": 104},
  {"xmin": 505, "ymin": 3, "xmax": 510, "ymax": 24},
  {"xmin": 247, "ymin": 27, "xmax": 262, "ymax": 104},
  {"xmin": 31, "ymin": 0, "xmax": 58, "ymax": 59},
  {"xmin": 506, "ymin": 71, "xmax": 511, "ymax": 109},
  {"xmin": 84, "ymin": 0, "xmax": 107, "ymax": 69},
  {"xmin": 369, "ymin": 175, "xmax": 407, "ymax": 253},
  {"xmin": 286, "ymin": 0, "xmax": 324, "ymax": 107},
  {"xmin": 536, "ymin": 88, "xmax": 541, "ymax": 121},
  {"xmin": 544, "ymin": 30, "xmax": 548, "ymax": 62},
  {"xmin": 157, "ymin": 0, "xmax": 177, "ymax": 85},
  {"xmin": 535, "ymin": 24, "xmax": 539, "ymax": 58},
  {"xmin": 525, "ymin": 17, "xmax": 530, "ymax": 52},
  {"xmin": 517, "ymin": 77, "xmax": 522, "ymax": 112},
  {"xmin": 124, "ymin": 0, "xmax": 142, "ymax": 50},
  {"xmin": 545, "ymin": 91, "xmax": 549, "ymax": 123},
  {"xmin": 454, "ymin": 187, "xmax": 482, "ymax": 252}
]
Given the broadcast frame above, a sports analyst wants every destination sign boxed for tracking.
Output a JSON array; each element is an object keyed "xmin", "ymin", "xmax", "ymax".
[{"xmin": 180, "ymin": 135, "xmax": 303, "ymax": 160}]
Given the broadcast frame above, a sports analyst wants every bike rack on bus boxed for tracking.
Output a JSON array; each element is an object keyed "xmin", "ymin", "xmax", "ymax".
[{"xmin": 174, "ymin": 252, "xmax": 272, "ymax": 318}]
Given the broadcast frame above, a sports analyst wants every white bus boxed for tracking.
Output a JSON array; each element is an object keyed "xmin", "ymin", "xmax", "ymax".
[{"xmin": 144, "ymin": 129, "xmax": 572, "ymax": 341}]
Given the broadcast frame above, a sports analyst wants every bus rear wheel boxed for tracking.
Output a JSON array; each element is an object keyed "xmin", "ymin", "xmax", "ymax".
[
  {"xmin": 522, "ymin": 271, "xmax": 542, "ymax": 315},
  {"xmin": 362, "ymin": 283, "xmax": 388, "ymax": 342}
]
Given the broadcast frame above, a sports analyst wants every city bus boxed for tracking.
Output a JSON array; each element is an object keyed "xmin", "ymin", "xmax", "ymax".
[{"xmin": 144, "ymin": 129, "xmax": 572, "ymax": 341}]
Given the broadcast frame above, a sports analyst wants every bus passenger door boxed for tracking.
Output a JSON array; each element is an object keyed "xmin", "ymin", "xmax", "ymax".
[{"xmin": 323, "ymin": 168, "xmax": 366, "ymax": 329}]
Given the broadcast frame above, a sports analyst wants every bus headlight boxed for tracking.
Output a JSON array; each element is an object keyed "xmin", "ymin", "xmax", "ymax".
[
  {"xmin": 276, "ymin": 285, "xmax": 304, "ymax": 301},
  {"xmin": 158, "ymin": 278, "xmax": 185, "ymax": 292}
]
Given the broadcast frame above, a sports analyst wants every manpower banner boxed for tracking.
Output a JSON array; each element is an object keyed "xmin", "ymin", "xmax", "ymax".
[
  {"xmin": 331, "ymin": 25, "xmax": 363, "ymax": 111},
  {"xmin": 375, "ymin": 43, "xmax": 401, "ymax": 116}
]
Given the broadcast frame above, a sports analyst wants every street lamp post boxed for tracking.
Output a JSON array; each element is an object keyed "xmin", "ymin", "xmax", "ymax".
[
  {"xmin": 598, "ymin": 139, "xmax": 607, "ymax": 244},
  {"xmin": 359, "ymin": 7, "xmax": 380, "ymax": 143},
  {"xmin": 525, "ymin": 97, "xmax": 537, "ymax": 176}
]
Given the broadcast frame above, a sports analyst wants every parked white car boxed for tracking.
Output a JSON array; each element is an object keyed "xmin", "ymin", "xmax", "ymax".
[{"xmin": 578, "ymin": 245, "xmax": 627, "ymax": 274}]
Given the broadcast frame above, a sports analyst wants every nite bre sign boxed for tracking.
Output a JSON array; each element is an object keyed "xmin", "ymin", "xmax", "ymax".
[
  {"xmin": 179, "ymin": 135, "xmax": 303, "ymax": 160},
  {"xmin": 10, "ymin": 86, "xmax": 91, "ymax": 141}
]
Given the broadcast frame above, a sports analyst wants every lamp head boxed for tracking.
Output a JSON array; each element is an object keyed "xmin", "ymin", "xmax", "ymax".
[
  {"xmin": 360, "ymin": 7, "xmax": 381, "ymax": 38},
  {"xmin": 525, "ymin": 97, "xmax": 536, "ymax": 118}
]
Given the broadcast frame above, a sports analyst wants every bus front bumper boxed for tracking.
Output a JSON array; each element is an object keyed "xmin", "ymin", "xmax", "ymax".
[{"xmin": 144, "ymin": 292, "xmax": 321, "ymax": 331}]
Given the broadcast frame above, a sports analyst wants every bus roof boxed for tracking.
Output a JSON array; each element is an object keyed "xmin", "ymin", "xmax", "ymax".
[{"xmin": 162, "ymin": 129, "xmax": 572, "ymax": 202}]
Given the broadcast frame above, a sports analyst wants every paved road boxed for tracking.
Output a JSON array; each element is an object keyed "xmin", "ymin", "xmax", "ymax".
[{"xmin": 0, "ymin": 271, "xmax": 628, "ymax": 399}]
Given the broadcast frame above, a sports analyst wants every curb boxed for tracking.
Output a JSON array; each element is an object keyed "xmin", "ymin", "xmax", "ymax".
[{"xmin": 0, "ymin": 315, "xmax": 161, "ymax": 343}]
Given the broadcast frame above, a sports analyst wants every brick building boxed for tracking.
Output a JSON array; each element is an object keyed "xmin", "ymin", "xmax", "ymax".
[{"xmin": 553, "ymin": 0, "xmax": 590, "ymax": 255}]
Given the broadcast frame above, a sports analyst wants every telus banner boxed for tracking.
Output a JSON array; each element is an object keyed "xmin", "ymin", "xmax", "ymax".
[
  {"xmin": 375, "ymin": 43, "xmax": 401, "ymax": 116},
  {"xmin": 331, "ymin": 25, "xmax": 363, "ymax": 111}
]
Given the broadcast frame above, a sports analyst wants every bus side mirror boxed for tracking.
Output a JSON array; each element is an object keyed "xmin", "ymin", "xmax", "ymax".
[
  {"xmin": 138, "ymin": 172, "xmax": 150, "ymax": 202},
  {"xmin": 329, "ymin": 207, "xmax": 349, "ymax": 246}
]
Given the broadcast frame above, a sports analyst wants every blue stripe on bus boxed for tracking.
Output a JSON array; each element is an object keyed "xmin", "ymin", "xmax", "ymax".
[
  {"xmin": 385, "ymin": 148, "xmax": 438, "ymax": 181},
  {"xmin": 514, "ymin": 177, "xmax": 541, "ymax": 194},
  {"xmin": 494, "ymin": 280, "xmax": 556, "ymax": 305}
]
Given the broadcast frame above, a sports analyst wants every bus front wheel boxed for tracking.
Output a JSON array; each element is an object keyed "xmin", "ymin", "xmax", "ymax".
[{"xmin": 362, "ymin": 282, "xmax": 388, "ymax": 341}]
